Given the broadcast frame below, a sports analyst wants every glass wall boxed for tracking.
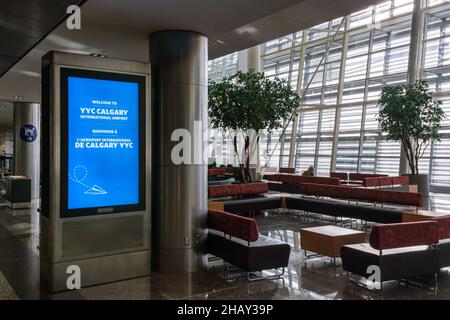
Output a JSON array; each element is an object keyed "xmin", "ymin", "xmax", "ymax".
[
  {"xmin": 208, "ymin": 52, "xmax": 238, "ymax": 82},
  {"xmin": 208, "ymin": 0, "xmax": 450, "ymax": 191},
  {"xmin": 422, "ymin": 3, "xmax": 450, "ymax": 190},
  {"xmin": 208, "ymin": 53, "xmax": 239, "ymax": 165}
]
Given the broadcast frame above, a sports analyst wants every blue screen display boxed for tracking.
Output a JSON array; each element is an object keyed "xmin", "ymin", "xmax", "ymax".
[{"xmin": 67, "ymin": 76, "xmax": 139, "ymax": 210}]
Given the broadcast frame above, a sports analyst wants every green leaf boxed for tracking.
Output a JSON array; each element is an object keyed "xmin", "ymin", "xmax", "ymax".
[
  {"xmin": 208, "ymin": 70, "xmax": 300, "ymax": 174},
  {"xmin": 377, "ymin": 79, "xmax": 445, "ymax": 173}
]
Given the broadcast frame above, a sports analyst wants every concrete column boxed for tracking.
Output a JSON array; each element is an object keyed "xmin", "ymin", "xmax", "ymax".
[
  {"xmin": 331, "ymin": 18, "xmax": 350, "ymax": 172},
  {"xmin": 247, "ymin": 45, "xmax": 261, "ymax": 72},
  {"xmin": 400, "ymin": 0, "xmax": 424, "ymax": 174},
  {"xmin": 150, "ymin": 31, "xmax": 208, "ymax": 273},
  {"xmin": 239, "ymin": 45, "xmax": 261, "ymax": 174},
  {"xmin": 407, "ymin": 0, "xmax": 425, "ymax": 85},
  {"xmin": 13, "ymin": 102, "xmax": 40, "ymax": 199},
  {"xmin": 288, "ymin": 30, "xmax": 307, "ymax": 169},
  {"xmin": 237, "ymin": 50, "xmax": 248, "ymax": 72}
]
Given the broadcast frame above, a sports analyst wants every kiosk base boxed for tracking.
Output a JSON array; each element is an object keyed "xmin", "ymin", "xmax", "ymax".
[{"xmin": 40, "ymin": 250, "xmax": 150, "ymax": 292}]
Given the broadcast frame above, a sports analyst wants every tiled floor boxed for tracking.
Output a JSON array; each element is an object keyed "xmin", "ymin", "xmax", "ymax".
[
  {"xmin": 0, "ymin": 194, "xmax": 450, "ymax": 300},
  {"xmin": 0, "ymin": 270, "xmax": 17, "ymax": 300}
]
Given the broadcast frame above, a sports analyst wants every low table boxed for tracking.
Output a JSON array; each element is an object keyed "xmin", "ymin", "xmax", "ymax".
[
  {"xmin": 208, "ymin": 200, "xmax": 224, "ymax": 211},
  {"xmin": 300, "ymin": 225, "xmax": 365, "ymax": 265},
  {"xmin": 402, "ymin": 209, "xmax": 450, "ymax": 222}
]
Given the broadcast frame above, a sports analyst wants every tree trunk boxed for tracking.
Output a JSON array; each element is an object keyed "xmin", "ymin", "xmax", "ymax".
[
  {"xmin": 233, "ymin": 135, "xmax": 245, "ymax": 182},
  {"xmin": 243, "ymin": 135, "xmax": 252, "ymax": 182},
  {"xmin": 402, "ymin": 137, "xmax": 417, "ymax": 174}
]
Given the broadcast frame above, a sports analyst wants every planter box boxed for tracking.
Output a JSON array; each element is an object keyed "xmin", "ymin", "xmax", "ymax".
[{"xmin": 405, "ymin": 174, "xmax": 429, "ymax": 197}]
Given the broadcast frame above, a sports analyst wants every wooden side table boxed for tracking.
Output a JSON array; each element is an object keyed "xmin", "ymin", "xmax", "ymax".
[
  {"xmin": 208, "ymin": 200, "xmax": 224, "ymax": 211},
  {"xmin": 301, "ymin": 225, "xmax": 365, "ymax": 265},
  {"xmin": 402, "ymin": 209, "xmax": 450, "ymax": 222}
]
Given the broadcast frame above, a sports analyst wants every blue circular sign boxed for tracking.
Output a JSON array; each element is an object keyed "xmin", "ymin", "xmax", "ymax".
[{"xmin": 20, "ymin": 124, "xmax": 38, "ymax": 143}]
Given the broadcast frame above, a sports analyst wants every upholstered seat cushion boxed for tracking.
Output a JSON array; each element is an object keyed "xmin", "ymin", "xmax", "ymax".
[
  {"xmin": 267, "ymin": 182, "xmax": 298, "ymax": 193},
  {"xmin": 349, "ymin": 173, "xmax": 388, "ymax": 181},
  {"xmin": 438, "ymin": 240, "xmax": 450, "ymax": 268},
  {"xmin": 207, "ymin": 231, "xmax": 291, "ymax": 272},
  {"xmin": 224, "ymin": 198, "xmax": 260, "ymax": 214},
  {"xmin": 439, "ymin": 238, "xmax": 450, "ymax": 244},
  {"xmin": 342, "ymin": 221, "xmax": 440, "ymax": 282},
  {"xmin": 285, "ymin": 197, "xmax": 403, "ymax": 223},
  {"xmin": 343, "ymin": 243, "xmax": 430, "ymax": 256},
  {"xmin": 285, "ymin": 197, "xmax": 338, "ymax": 216},
  {"xmin": 250, "ymin": 197, "xmax": 283, "ymax": 212},
  {"xmin": 435, "ymin": 217, "xmax": 450, "ymax": 267},
  {"xmin": 207, "ymin": 229, "xmax": 285, "ymax": 247},
  {"xmin": 341, "ymin": 243, "xmax": 439, "ymax": 282},
  {"xmin": 333, "ymin": 202, "xmax": 402, "ymax": 223},
  {"xmin": 223, "ymin": 197, "xmax": 282, "ymax": 214},
  {"xmin": 265, "ymin": 174, "xmax": 340, "ymax": 186}
]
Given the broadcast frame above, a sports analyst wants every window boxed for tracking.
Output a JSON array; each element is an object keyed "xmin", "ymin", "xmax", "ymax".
[
  {"xmin": 422, "ymin": 6, "xmax": 450, "ymax": 189},
  {"xmin": 208, "ymin": 0, "xmax": 450, "ymax": 192}
]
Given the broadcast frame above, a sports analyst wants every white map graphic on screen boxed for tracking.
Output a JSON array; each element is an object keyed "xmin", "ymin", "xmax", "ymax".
[{"xmin": 69, "ymin": 165, "xmax": 107, "ymax": 195}]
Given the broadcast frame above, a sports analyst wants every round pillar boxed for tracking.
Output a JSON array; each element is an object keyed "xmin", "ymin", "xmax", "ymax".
[
  {"xmin": 247, "ymin": 45, "xmax": 261, "ymax": 72},
  {"xmin": 13, "ymin": 102, "xmax": 40, "ymax": 200},
  {"xmin": 149, "ymin": 30, "xmax": 208, "ymax": 273},
  {"xmin": 238, "ymin": 45, "xmax": 261, "ymax": 174}
]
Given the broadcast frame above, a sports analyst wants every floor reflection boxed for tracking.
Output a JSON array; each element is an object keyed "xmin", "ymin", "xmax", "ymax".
[{"xmin": 0, "ymin": 195, "xmax": 450, "ymax": 299}]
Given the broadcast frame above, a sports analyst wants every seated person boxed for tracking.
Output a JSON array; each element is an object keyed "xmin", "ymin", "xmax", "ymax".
[{"xmin": 302, "ymin": 165, "xmax": 314, "ymax": 177}]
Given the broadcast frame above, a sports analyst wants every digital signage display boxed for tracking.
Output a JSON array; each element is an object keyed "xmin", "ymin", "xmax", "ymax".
[{"xmin": 60, "ymin": 68, "xmax": 145, "ymax": 217}]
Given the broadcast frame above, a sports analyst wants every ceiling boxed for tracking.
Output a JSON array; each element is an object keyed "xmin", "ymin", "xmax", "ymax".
[
  {"xmin": 0, "ymin": 0, "xmax": 385, "ymax": 121},
  {"xmin": 0, "ymin": 0, "xmax": 86, "ymax": 77}
]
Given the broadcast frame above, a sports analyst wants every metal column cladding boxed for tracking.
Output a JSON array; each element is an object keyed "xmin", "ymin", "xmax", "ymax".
[
  {"xmin": 13, "ymin": 102, "xmax": 41, "ymax": 199},
  {"xmin": 149, "ymin": 31, "xmax": 208, "ymax": 273}
]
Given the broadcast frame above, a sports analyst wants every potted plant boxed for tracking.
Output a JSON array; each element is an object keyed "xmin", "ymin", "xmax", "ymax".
[
  {"xmin": 209, "ymin": 69, "xmax": 300, "ymax": 183},
  {"xmin": 378, "ymin": 79, "xmax": 445, "ymax": 196}
]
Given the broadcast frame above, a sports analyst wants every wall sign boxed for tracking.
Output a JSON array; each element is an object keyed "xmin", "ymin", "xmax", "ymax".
[{"xmin": 20, "ymin": 124, "xmax": 38, "ymax": 143}]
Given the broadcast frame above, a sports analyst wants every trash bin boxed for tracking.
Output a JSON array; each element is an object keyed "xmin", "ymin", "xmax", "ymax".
[{"xmin": 5, "ymin": 175, "xmax": 31, "ymax": 209}]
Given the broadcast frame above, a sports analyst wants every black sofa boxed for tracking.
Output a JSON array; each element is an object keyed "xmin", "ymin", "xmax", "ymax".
[
  {"xmin": 224, "ymin": 196, "xmax": 282, "ymax": 215},
  {"xmin": 221, "ymin": 196, "xmax": 403, "ymax": 224}
]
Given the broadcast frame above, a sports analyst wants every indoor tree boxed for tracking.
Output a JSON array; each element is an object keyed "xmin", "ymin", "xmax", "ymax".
[
  {"xmin": 378, "ymin": 79, "xmax": 445, "ymax": 175},
  {"xmin": 209, "ymin": 69, "xmax": 300, "ymax": 182}
]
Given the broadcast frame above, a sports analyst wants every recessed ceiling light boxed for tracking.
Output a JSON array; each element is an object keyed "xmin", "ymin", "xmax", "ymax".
[
  {"xmin": 13, "ymin": 96, "xmax": 23, "ymax": 100},
  {"xmin": 90, "ymin": 53, "xmax": 108, "ymax": 58}
]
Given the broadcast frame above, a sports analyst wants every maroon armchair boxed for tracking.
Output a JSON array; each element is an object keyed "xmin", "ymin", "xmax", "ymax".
[{"xmin": 279, "ymin": 167, "xmax": 295, "ymax": 174}]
